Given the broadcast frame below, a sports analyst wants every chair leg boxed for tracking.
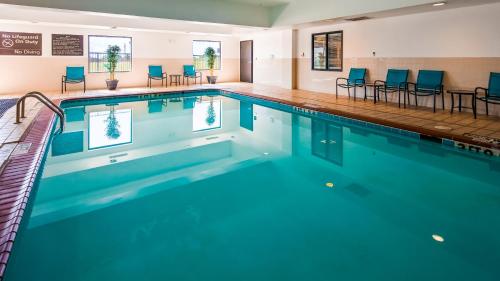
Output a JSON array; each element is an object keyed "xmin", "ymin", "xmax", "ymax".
[
  {"xmin": 433, "ymin": 94, "xmax": 436, "ymax": 113},
  {"xmin": 485, "ymin": 100, "xmax": 489, "ymax": 116},
  {"xmin": 473, "ymin": 97, "xmax": 477, "ymax": 119},
  {"xmin": 354, "ymin": 87, "xmax": 357, "ymax": 101},
  {"xmin": 64, "ymin": 82, "xmax": 67, "ymax": 92},
  {"xmin": 398, "ymin": 89, "xmax": 401, "ymax": 108},
  {"xmin": 347, "ymin": 87, "xmax": 351, "ymax": 99},
  {"xmin": 450, "ymin": 93, "xmax": 454, "ymax": 114},
  {"xmin": 414, "ymin": 94, "xmax": 418, "ymax": 108},
  {"xmin": 84, "ymin": 80, "xmax": 86, "ymax": 93},
  {"xmin": 336, "ymin": 84, "xmax": 338, "ymax": 98},
  {"xmin": 441, "ymin": 93, "xmax": 445, "ymax": 110},
  {"xmin": 61, "ymin": 81, "xmax": 64, "ymax": 94}
]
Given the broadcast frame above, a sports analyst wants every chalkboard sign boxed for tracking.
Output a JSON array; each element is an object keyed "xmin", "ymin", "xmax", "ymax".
[
  {"xmin": 0, "ymin": 31, "xmax": 42, "ymax": 56},
  {"xmin": 52, "ymin": 34, "xmax": 83, "ymax": 56}
]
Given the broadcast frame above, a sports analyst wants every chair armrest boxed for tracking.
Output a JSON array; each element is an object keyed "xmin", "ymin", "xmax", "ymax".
[
  {"xmin": 336, "ymin": 77, "xmax": 348, "ymax": 83},
  {"xmin": 373, "ymin": 80, "xmax": 386, "ymax": 86},
  {"xmin": 475, "ymin": 87, "xmax": 488, "ymax": 97},
  {"xmin": 406, "ymin": 82, "xmax": 417, "ymax": 91}
]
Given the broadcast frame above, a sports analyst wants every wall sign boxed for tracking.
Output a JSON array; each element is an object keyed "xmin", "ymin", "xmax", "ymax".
[
  {"xmin": 52, "ymin": 34, "xmax": 83, "ymax": 56},
  {"xmin": 0, "ymin": 31, "xmax": 42, "ymax": 56}
]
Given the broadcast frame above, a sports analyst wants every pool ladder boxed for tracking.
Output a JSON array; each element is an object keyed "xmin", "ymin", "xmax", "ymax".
[{"xmin": 15, "ymin": 91, "xmax": 65, "ymax": 132}]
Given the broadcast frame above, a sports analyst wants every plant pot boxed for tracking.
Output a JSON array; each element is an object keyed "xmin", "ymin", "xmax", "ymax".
[
  {"xmin": 106, "ymin": 79, "xmax": 119, "ymax": 90},
  {"xmin": 206, "ymin": 76, "xmax": 218, "ymax": 84}
]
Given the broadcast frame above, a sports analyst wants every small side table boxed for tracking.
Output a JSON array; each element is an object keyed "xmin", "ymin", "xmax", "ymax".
[
  {"xmin": 447, "ymin": 89, "xmax": 475, "ymax": 113},
  {"xmin": 169, "ymin": 74, "xmax": 181, "ymax": 86},
  {"xmin": 365, "ymin": 82, "xmax": 383, "ymax": 104}
]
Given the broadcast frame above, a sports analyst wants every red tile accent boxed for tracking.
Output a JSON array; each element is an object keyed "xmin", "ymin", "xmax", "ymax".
[{"xmin": 0, "ymin": 103, "xmax": 56, "ymax": 279}]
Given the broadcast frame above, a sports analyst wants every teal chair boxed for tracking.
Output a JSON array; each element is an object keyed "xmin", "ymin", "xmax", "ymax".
[
  {"xmin": 147, "ymin": 65, "xmax": 167, "ymax": 88},
  {"xmin": 183, "ymin": 65, "xmax": 202, "ymax": 85},
  {"xmin": 374, "ymin": 69, "xmax": 409, "ymax": 107},
  {"xmin": 474, "ymin": 72, "xmax": 500, "ymax": 118},
  {"xmin": 407, "ymin": 70, "xmax": 444, "ymax": 112},
  {"xmin": 61, "ymin": 66, "xmax": 85, "ymax": 93},
  {"xmin": 336, "ymin": 68, "xmax": 367, "ymax": 100}
]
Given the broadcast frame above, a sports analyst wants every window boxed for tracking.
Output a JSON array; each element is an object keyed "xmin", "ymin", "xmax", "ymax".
[
  {"xmin": 192, "ymin": 99, "xmax": 222, "ymax": 132},
  {"xmin": 88, "ymin": 35, "xmax": 132, "ymax": 73},
  {"xmin": 88, "ymin": 108, "xmax": 132, "ymax": 149},
  {"xmin": 192, "ymin": 40, "xmax": 221, "ymax": 70},
  {"xmin": 312, "ymin": 31, "xmax": 343, "ymax": 71}
]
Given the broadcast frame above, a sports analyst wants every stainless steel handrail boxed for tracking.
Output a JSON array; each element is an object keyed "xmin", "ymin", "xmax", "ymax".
[{"xmin": 15, "ymin": 91, "xmax": 64, "ymax": 132}]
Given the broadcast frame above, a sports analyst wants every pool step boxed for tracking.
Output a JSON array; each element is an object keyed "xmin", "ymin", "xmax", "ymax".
[{"xmin": 29, "ymin": 155, "xmax": 273, "ymax": 228}]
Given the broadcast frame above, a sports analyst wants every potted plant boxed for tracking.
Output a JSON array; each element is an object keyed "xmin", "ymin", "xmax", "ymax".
[
  {"xmin": 105, "ymin": 105, "xmax": 121, "ymax": 139},
  {"xmin": 205, "ymin": 47, "xmax": 217, "ymax": 84},
  {"xmin": 105, "ymin": 45, "xmax": 121, "ymax": 90}
]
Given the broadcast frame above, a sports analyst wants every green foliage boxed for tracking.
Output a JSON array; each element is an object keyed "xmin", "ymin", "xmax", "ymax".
[
  {"xmin": 105, "ymin": 45, "xmax": 121, "ymax": 80},
  {"xmin": 204, "ymin": 47, "xmax": 217, "ymax": 71},
  {"xmin": 105, "ymin": 108, "xmax": 121, "ymax": 139},
  {"xmin": 206, "ymin": 100, "xmax": 216, "ymax": 126}
]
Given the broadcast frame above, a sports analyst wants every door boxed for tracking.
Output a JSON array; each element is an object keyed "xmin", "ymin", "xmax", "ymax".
[{"xmin": 240, "ymin": 40, "xmax": 253, "ymax": 83}]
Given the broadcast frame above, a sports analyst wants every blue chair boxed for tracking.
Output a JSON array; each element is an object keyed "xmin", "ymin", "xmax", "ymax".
[
  {"xmin": 147, "ymin": 65, "xmax": 167, "ymax": 88},
  {"xmin": 336, "ymin": 68, "xmax": 367, "ymax": 100},
  {"xmin": 61, "ymin": 66, "xmax": 85, "ymax": 93},
  {"xmin": 183, "ymin": 65, "xmax": 202, "ymax": 85},
  {"xmin": 374, "ymin": 69, "xmax": 409, "ymax": 107},
  {"xmin": 474, "ymin": 72, "xmax": 500, "ymax": 119},
  {"xmin": 407, "ymin": 70, "xmax": 444, "ymax": 112}
]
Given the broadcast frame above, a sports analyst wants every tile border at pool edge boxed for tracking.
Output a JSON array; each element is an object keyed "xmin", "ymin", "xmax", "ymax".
[
  {"xmin": 55, "ymin": 87, "xmax": 500, "ymax": 156},
  {"xmin": 55, "ymin": 86, "xmax": 499, "ymax": 153},
  {"xmin": 0, "ymin": 104, "xmax": 56, "ymax": 279},
  {"xmin": 0, "ymin": 87, "xmax": 498, "ymax": 278},
  {"xmin": 218, "ymin": 89, "xmax": 499, "ymax": 155}
]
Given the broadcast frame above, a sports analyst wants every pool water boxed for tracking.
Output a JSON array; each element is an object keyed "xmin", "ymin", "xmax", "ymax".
[{"xmin": 5, "ymin": 91, "xmax": 500, "ymax": 281}]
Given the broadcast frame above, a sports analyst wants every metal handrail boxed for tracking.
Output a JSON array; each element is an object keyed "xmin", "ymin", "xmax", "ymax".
[{"xmin": 15, "ymin": 91, "xmax": 64, "ymax": 132}]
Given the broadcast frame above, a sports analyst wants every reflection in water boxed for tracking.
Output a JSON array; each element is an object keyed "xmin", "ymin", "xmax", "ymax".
[
  {"xmin": 193, "ymin": 98, "xmax": 221, "ymax": 132},
  {"xmin": 105, "ymin": 106, "xmax": 121, "ymax": 139},
  {"xmin": 206, "ymin": 99, "xmax": 216, "ymax": 126},
  {"xmin": 6, "ymin": 93, "xmax": 500, "ymax": 281},
  {"xmin": 89, "ymin": 108, "xmax": 132, "ymax": 149}
]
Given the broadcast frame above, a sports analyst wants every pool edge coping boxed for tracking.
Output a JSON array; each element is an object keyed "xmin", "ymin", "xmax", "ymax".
[{"xmin": 0, "ymin": 87, "xmax": 498, "ymax": 279}]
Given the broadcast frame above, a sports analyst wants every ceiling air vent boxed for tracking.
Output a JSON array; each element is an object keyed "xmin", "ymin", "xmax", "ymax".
[{"xmin": 344, "ymin": 16, "xmax": 371, "ymax": 22}]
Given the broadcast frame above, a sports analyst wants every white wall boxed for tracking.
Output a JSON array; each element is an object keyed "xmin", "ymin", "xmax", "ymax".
[
  {"xmin": 0, "ymin": 22, "xmax": 241, "ymax": 94},
  {"xmin": 240, "ymin": 29, "xmax": 295, "ymax": 89},
  {"xmin": 296, "ymin": 3, "xmax": 500, "ymax": 59}
]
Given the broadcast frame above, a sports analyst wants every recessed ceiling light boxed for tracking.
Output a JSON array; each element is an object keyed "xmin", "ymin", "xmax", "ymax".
[
  {"xmin": 433, "ymin": 2, "xmax": 446, "ymax": 6},
  {"xmin": 432, "ymin": 234, "xmax": 444, "ymax": 242}
]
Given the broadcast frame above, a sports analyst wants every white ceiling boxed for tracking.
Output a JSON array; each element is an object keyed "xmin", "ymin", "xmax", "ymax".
[
  {"xmin": 0, "ymin": 0, "xmax": 498, "ymax": 31},
  {"xmin": 0, "ymin": 4, "xmax": 263, "ymax": 35}
]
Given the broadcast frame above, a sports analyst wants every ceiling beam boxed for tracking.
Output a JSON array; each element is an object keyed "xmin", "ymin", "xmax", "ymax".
[{"xmin": 0, "ymin": 0, "xmax": 271, "ymax": 27}]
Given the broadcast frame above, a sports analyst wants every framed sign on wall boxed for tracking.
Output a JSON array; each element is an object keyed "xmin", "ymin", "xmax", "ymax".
[
  {"xmin": 311, "ymin": 30, "xmax": 343, "ymax": 71},
  {"xmin": 52, "ymin": 34, "xmax": 84, "ymax": 56},
  {"xmin": 0, "ymin": 31, "xmax": 42, "ymax": 56}
]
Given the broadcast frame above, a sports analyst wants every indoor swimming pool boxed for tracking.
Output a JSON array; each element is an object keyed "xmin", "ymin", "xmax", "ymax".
[{"xmin": 4, "ymin": 90, "xmax": 500, "ymax": 281}]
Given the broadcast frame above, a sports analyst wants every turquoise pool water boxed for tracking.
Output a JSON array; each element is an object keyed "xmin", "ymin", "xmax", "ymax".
[{"xmin": 5, "ymin": 91, "xmax": 500, "ymax": 281}]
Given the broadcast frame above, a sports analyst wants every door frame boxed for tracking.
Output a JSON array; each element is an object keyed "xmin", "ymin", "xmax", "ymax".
[{"xmin": 240, "ymin": 40, "xmax": 253, "ymax": 83}]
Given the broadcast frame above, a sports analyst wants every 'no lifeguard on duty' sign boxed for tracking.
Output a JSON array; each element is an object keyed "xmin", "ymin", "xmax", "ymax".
[{"xmin": 0, "ymin": 31, "xmax": 42, "ymax": 56}]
